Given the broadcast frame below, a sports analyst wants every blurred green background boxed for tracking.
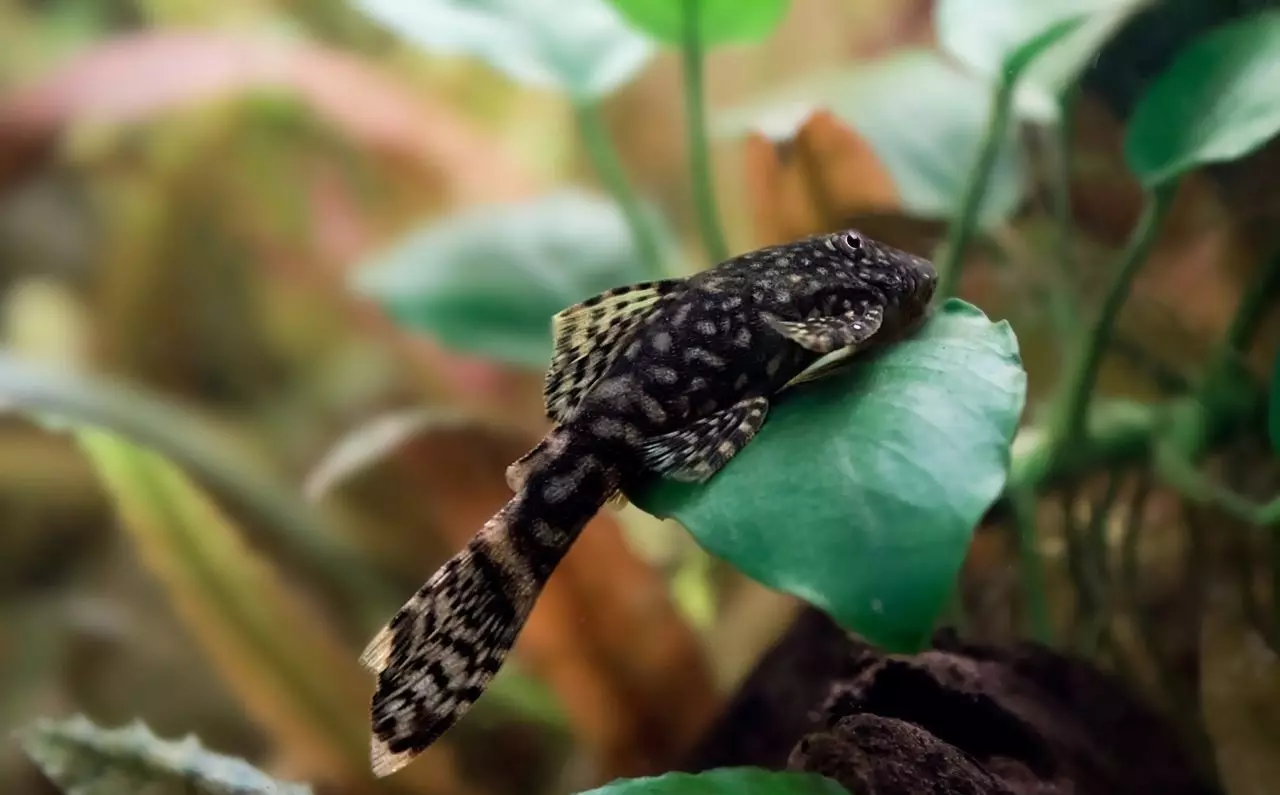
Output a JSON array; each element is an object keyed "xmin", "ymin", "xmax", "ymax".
[{"xmin": 4, "ymin": 1, "xmax": 1280, "ymax": 794}]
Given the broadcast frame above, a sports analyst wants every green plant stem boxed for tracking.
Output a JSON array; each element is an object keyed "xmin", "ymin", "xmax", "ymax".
[
  {"xmin": 935, "ymin": 71, "xmax": 1018, "ymax": 299},
  {"xmin": 1080, "ymin": 469, "xmax": 1122, "ymax": 655},
  {"xmin": 1223, "ymin": 245, "xmax": 1280, "ymax": 354},
  {"xmin": 1011, "ymin": 486, "xmax": 1052, "ymax": 643},
  {"xmin": 574, "ymin": 100, "xmax": 664, "ymax": 277},
  {"xmin": 1150, "ymin": 245, "xmax": 1280, "ymax": 528},
  {"xmin": 1271, "ymin": 532, "xmax": 1280, "ymax": 646},
  {"xmin": 1119, "ymin": 470, "xmax": 1151, "ymax": 608},
  {"xmin": 1056, "ymin": 184, "xmax": 1177, "ymax": 441},
  {"xmin": 1157, "ymin": 443, "xmax": 1280, "ymax": 526},
  {"xmin": 1046, "ymin": 90, "xmax": 1081, "ymax": 343},
  {"xmin": 680, "ymin": 0, "xmax": 729, "ymax": 265}
]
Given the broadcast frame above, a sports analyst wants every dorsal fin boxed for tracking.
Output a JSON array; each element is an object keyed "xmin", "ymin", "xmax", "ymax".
[{"xmin": 543, "ymin": 278, "xmax": 684, "ymax": 423}]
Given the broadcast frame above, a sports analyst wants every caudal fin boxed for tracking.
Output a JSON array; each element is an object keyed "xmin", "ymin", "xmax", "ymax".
[
  {"xmin": 361, "ymin": 508, "xmax": 538, "ymax": 777},
  {"xmin": 361, "ymin": 425, "xmax": 621, "ymax": 777}
]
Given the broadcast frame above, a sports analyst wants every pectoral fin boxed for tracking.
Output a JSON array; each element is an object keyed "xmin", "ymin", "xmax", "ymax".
[
  {"xmin": 638, "ymin": 396, "xmax": 770, "ymax": 483},
  {"xmin": 764, "ymin": 301, "xmax": 883, "ymax": 353}
]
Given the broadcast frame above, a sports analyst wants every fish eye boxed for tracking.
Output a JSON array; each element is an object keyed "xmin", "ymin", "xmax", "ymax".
[{"xmin": 841, "ymin": 232, "xmax": 862, "ymax": 252}]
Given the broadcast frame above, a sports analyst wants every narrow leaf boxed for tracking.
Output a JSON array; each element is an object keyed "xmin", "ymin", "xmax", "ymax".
[
  {"xmin": 0, "ymin": 353, "xmax": 392, "ymax": 630},
  {"xmin": 303, "ymin": 407, "xmax": 480, "ymax": 501},
  {"xmin": 632, "ymin": 300, "xmax": 1027, "ymax": 653},
  {"xmin": 72, "ymin": 428, "xmax": 472, "ymax": 793},
  {"xmin": 18, "ymin": 715, "xmax": 313, "ymax": 795}
]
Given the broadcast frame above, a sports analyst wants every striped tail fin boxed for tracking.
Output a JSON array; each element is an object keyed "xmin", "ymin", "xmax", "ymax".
[{"xmin": 359, "ymin": 427, "xmax": 618, "ymax": 777}]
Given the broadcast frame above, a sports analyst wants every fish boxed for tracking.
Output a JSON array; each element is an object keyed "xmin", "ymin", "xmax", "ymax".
[{"xmin": 359, "ymin": 228, "xmax": 939, "ymax": 776}]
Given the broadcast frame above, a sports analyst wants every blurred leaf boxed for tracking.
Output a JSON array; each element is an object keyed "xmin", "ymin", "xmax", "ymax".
[
  {"xmin": 0, "ymin": 353, "xmax": 392, "ymax": 631},
  {"xmin": 18, "ymin": 715, "xmax": 313, "ymax": 795},
  {"xmin": 1125, "ymin": 10, "xmax": 1280, "ymax": 188},
  {"xmin": 71, "ymin": 428, "xmax": 472, "ymax": 793},
  {"xmin": 717, "ymin": 49, "xmax": 1027, "ymax": 226},
  {"xmin": 576, "ymin": 768, "xmax": 849, "ymax": 795},
  {"xmin": 936, "ymin": 0, "xmax": 1150, "ymax": 121},
  {"xmin": 740, "ymin": 109, "xmax": 903, "ymax": 245},
  {"xmin": 633, "ymin": 300, "xmax": 1026, "ymax": 653},
  {"xmin": 353, "ymin": 190, "xmax": 656, "ymax": 369},
  {"xmin": 606, "ymin": 0, "xmax": 789, "ymax": 46},
  {"xmin": 303, "ymin": 407, "xmax": 485, "ymax": 501},
  {"xmin": 0, "ymin": 31, "xmax": 535, "ymax": 203},
  {"xmin": 354, "ymin": 0, "xmax": 654, "ymax": 100},
  {"xmin": 1273, "ymin": 355, "xmax": 1280, "ymax": 455}
]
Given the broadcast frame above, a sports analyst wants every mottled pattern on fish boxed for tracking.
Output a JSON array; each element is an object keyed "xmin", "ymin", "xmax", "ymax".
[{"xmin": 360, "ymin": 229, "xmax": 938, "ymax": 776}]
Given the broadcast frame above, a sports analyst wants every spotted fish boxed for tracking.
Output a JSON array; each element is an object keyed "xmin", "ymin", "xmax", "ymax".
[{"xmin": 360, "ymin": 228, "xmax": 939, "ymax": 776}]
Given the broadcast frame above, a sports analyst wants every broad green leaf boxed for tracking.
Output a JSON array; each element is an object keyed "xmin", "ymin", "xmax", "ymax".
[
  {"xmin": 1125, "ymin": 9, "xmax": 1280, "ymax": 187},
  {"xmin": 1270, "ymin": 353, "xmax": 1280, "ymax": 456},
  {"xmin": 716, "ymin": 49, "xmax": 1027, "ymax": 226},
  {"xmin": 19, "ymin": 715, "xmax": 313, "ymax": 795},
  {"xmin": 352, "ymin": 190, "xmax": 657, "ymax": 369},
  {"xmin": 606, "ymin": 0, "xmax": 789, "ymax": 46},
  {"xmin": 577, "ymin": 768, "xmax": 849, "ymax": 795},
  {"xmin": 936, "ymin": 0, "xmax": 1150, "ymax": 121},
  {"xmin": 0, "ymin": 353, "xmax": 392, "ymax": 630},
  {"xmin": 355, "ymin": 0, "xmax": 654, "ymax": 99},
  {"xmin": 632, "ymin": 300, "xmax": 1026, "ymax": 653}
]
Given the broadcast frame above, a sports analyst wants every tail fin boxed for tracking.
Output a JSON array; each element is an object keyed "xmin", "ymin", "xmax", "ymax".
[{"xmin": 360, "ymin": 427, "xmax": 618, "ymax": 777}]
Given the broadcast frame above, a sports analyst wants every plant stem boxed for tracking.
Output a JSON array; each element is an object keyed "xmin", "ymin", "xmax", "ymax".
[
  {"xmin": 1045, "ymin": 90, "xmax": 1081, "ymax": 343},
  {"xmin": 574, "ymin": 100, "xmax": 665, "ymax": 277},
  {"xmin": 1119, "ymin": 469, "xmax": 1151, "ymax": 609},
  {"xmin": 1223, "ymin": 245, "xmax": 1280, "ymax": 354},
  {"xmin": 935, "ymin": 70, "xmax": 1018, "ymax": 299},
  {"xmin": 1080, "ymin": 468, "xmax": 1122, "ymax": 656},
  {"xmin": 1056, "ymin": 183, "xmax": 1177, "ymax": 441},
  {"xmin": 680, "ymin": 0, "xmax": 729, "ymax": 265},
  {"xmin": 1011, "ymin": 486, "xmax": 1052, "ymax": 643},
  {"xmin": 1156, "ymin": 443, "xmax": 1280, "ymax": 526}
]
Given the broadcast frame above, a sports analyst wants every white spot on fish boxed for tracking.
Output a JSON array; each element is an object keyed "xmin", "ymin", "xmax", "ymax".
[
  {"xmin": 685, "ymin": 348, "xmax": 726, "ymax": 368},
  {"xmin": 649, "ymin": 366, "xmax": 678, "ymax": 384}
]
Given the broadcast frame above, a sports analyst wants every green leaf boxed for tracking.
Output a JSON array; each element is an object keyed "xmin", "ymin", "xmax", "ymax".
[
  {"xmin": 352, "ymin": 190, "xmax": 658, "ymax": 369},
  {"xmin": 0, "ymin": 353, "xmax": 393, "ymax": 631},
  {"xmin": 936, "ymin": 0, "xmax": 1150, "ymax": 121},
  {"xmin": 577, "ymin": 768, "xmax": 849, "ymax": 795},
  {"xmin": 606, "ymin": 0, "xmax": 789, "ymax": 46},
  {"xmin": 716, "ymin": 49, "xmax": 1027, "ymax": 226},
  {"xmin": 1125, "ymin": 9, "xmax": 1280, "ymax": 187},
  {"xmin": 355, "ymin": 0, "xmax": 654, "ymax": 99},
  {"xmin": 1270, "ymin": 353, "xmax": 1280, "ymax": 456},
  {"xmin": 18, "ymin": 715, "xmax": 313, "ymax": 795},
  {"xmin": 632, "ymin": 300, "xmax": 1027, "ymax": 652}
]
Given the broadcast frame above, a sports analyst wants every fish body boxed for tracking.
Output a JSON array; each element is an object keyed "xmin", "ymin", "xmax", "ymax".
[{"xmin": 361, "ymin": 229, "xmax": 938, "ymax": 776}]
